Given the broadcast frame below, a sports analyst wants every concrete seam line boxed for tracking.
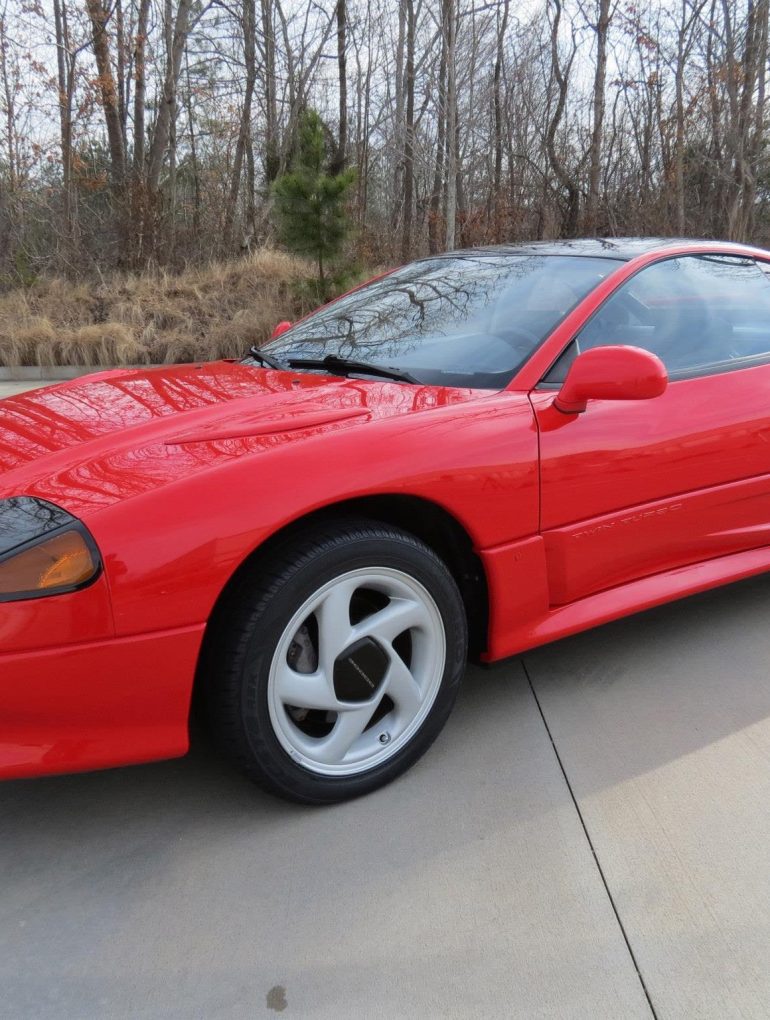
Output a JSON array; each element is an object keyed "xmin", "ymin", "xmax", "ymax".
[{"xmin": 521, "ymin": 658, "xmax": 659, "ymax": 1020}]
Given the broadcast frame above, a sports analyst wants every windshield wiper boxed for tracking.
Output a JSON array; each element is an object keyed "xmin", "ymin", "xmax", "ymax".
[
  {"xmin": 248, "ymin": 346, "xmax": 287, "ymax": 371},
  {"xmin": 287, "ymin": 354, "xmax": 418, "ymax": 384}
]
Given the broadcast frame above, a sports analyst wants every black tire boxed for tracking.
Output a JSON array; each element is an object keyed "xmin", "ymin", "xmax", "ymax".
[{"xmin": 202, "ymin": 519, "xmax": 467, "ymax": 804}]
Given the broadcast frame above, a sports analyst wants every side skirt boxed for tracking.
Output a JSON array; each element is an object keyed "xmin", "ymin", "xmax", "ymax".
[{"xmin": 480, "ymin": 537, "xmax": 770, "ymax": 662}]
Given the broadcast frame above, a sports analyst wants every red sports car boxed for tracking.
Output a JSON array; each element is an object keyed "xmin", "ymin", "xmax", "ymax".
[{"xmin": 3, "ymin": 237, "xmax": 770, "ymax": 803}]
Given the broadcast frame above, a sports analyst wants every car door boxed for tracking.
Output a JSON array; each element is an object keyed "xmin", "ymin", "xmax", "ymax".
[{"xmin": 530, "ymin": 253, "xmax": 770, "ymax": 606}]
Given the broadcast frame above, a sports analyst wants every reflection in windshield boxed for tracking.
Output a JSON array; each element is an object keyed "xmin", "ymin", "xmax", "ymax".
[{"xmin": 260, "ymin": 254, "xmax": 622, "ymax": 389}]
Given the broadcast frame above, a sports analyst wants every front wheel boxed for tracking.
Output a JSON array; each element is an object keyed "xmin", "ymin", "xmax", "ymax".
[{"xmin": 205, "ymin": 520, "xmax": 468, "ymax": 804}]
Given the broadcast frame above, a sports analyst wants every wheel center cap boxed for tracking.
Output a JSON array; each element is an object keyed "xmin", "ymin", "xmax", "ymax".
[{"xmin": 333, "ymin": 637, "xmax": 389, "ymax": 703}]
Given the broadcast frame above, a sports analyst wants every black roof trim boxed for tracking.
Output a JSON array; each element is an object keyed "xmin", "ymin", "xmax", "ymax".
[{"xmin": 431, "ymin": 237, "xmax": 770, "ymax": 262}]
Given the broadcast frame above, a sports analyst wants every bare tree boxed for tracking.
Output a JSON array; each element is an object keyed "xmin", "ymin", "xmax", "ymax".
[
  {"xmin": 444, "ymin": 0, "xmax": 457, "ymax": 249},
  {"xmin": 335, "ymin": 0, "xmax": 347, "ymax": 169},
  {"xmin": 1, "ymin": 0, "xmax": 770, "ymax": 279},
  {"xmin": 223, "ymin": 0, "xmax": 257, "ymax": 249},
  {"xmin": 545, "ymin": 0, "xmax": 580, "ymax": 236},
  {"xmin": 583, "ymin": 0, "xmax": 613, "ymax": 233},
  {"xmin": 401, "ymin": 0, "xmax": 416, "ymax": 259},
  {"xmin": 84, "ymin": 0, "xmax": 127, "ymax": 188}
]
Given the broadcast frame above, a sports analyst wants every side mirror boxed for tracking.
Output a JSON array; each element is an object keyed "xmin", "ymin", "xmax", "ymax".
[
  {"xmin": 271, "ymin": 320, "xmax": 292, "ymax": 339},
  {"xmin": 554, "ymin": 345, "xmax": 668, "ymax": 415}
]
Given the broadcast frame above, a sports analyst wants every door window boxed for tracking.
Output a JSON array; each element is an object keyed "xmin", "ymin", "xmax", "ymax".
[{"xmin": 545, "ymin": 255, "xmax": 770, "ymax": 383}]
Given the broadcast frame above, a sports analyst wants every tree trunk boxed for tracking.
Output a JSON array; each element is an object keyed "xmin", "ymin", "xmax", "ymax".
[
  {"xmin": 261, "ymin": 0, "xmax": 279, "ymax": 182},
  {"xmin": 335, "ymin": 0, "xmax": 348, "ymax": 170},
  {"xmin": 133, "ymin": 0, "xmax": 150, "ymax": 175},
  {"xmin": 673, "ymin": 31, "xmax": 686, "ymax": 235},
  {"xmin": 84, "ymin": 0, "xmax": 127, "ymax": 186},
  {"xmin": 585, "ymin": 0, "xmax": 611, "ymax": 234},
  {"xmin": 146, "ymin": 0, "xmax": 192, "ymax": 194},
  {"xmin": 223, "ymin": 0, "xmax": 257, "ymax": 249},
  {"xmin": 183, "ymin": 44, "xmax": 201, "ymax": 238},
  {"xmin": 401, "ymin": 0, "xmax": 415, "ymax": 260},
  {"xmin": 0, "ymin": 15, "xmax": 16, "ymax": 191},
  {"xmin": 428, "ymin": 2, "xmax": 448, "ymax": 253},
  {"xmin": 84, "ymin": 0, "xmax": 129, "ymax": 256},
  {"xmin": 392, "ymin": 0, "xmax": 406, "ymax": 232},
  {"xmin": 444, "ymin": 0, "xmax": 457, "ymax": 250},
  {"xmin": 491, "ymin": 0, "xmax": 510, "ymax": 241},
  {"xmin": 130, "ymin": 0, "xmax": 151, "ymax": 263},
  {"xmin": 545, "ymin": 0, "xmax": 580, "ymax": 236},
  {"xmin": 53, "ymin": 0, "xmax": 77, "ymax": 250},
  {"xmin": 141, "ymin": 0, "xmax": 197, "ymax": 260},
  {"xmin": 115, "ymin": 0, "xmax": 127, "ymax": 140},
  {"xmin": 245, "ymin": 129, "xmax": 257, "ymax": 242}
]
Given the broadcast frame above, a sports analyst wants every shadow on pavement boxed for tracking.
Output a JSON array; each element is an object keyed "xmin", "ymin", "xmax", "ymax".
[{"xmin": 523, "ymin": 571, "xmax": 770, "ymax": 795}]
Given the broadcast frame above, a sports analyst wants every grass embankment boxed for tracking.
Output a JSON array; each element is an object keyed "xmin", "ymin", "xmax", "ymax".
[{"xmin": 0, "ymin": 250, "xmax": 323, "ymax": 368}]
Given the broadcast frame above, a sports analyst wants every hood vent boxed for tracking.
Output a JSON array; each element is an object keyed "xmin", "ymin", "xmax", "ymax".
[{"xmin": 165, "ymin": 406, "xmax": 369, "ymax": 445}]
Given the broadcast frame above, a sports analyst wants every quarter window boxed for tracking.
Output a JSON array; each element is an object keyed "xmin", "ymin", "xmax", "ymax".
[{"xmin": 545, "ymin": 255, "xmax": 770, "ymax": 383}]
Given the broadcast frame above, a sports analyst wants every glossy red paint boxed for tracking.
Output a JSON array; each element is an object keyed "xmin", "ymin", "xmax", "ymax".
[
  {"xmin": 0, "ymin": 362, "xmax": 538, "ymax": 771},
  {"xmin": 0, "ymin": 574, "xmax": 113, "ymax": 654},
  {"xmin": 553, "ymin": 345, "xmax": 668, "ymax": 414},
  {"xmin": 0, "ymin": 625, "xmax": 201, "ymax": 777},
  {"xmin": 530, "ymin": 359, "xmax": 770, "ymax": 602},
  {"xmin": 271, "ymin": 320, "xmax": 292, "ymax": 338},
  {"xmin": 4, "ymin": 238, "xmax": 770, "ymax": 779}
]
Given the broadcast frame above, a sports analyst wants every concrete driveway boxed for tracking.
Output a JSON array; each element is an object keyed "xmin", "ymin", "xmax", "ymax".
[{"xmin": 2, "ymin": 382, "xmax": 770, "ymax": 1018}]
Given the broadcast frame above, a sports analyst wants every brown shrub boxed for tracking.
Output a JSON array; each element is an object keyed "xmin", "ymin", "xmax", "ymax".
[
  {"xmin": 37, "ymin": 324, "xmax": 152, "ymax": 367},
  {"xmin": 0, "ymin": 316, "xmax": 56, "ymax": 366},
  {"xmin": 0, "ymin": 248, "xmax": 321, "ymax": 367}
]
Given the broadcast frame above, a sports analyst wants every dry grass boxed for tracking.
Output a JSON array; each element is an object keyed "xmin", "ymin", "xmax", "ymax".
[{"xmin": 0, "ymin": 249, "xmax": 321, "ymax": 367}]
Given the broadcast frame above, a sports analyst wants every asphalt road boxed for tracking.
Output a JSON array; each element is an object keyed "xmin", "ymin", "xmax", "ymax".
[{"xmin": 2, "ymin": 381, "xmax": 770, "ymax": 1018}]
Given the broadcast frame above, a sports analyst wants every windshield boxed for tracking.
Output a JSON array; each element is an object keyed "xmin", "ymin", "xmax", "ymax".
[{"xmin": 257, "ymin": 253, "xmax": 623, "ymax": 389}]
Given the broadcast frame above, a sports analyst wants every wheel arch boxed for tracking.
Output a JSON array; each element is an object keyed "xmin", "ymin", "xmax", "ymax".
[{"xmin": 197, "ymin": 494, "xmax": 490, "ymax": 684}]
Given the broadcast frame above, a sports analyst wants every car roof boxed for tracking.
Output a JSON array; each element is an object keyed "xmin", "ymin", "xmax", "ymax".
[{"xmin": 436, "ymin": 237, "xmax": 770, "ymax": 261}]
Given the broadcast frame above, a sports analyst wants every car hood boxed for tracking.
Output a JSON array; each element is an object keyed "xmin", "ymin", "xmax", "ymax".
[{"xmin": 0, "ymin": 361, "xmax": 484, "ymax": 515}]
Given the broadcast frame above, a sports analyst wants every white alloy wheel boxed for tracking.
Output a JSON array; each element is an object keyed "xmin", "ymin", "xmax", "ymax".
[{"xmin": 267, "ymin": 567, "xmax": 446, "ymax": 777}]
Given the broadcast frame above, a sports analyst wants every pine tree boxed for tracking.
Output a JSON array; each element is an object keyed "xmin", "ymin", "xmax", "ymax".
[{"xmin": 272, "ymin": 110, "xmax": 356, "ymax": 294}]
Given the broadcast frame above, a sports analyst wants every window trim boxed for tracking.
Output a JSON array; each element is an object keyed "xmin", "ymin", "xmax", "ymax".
[{"xmin": 536, "ymin": 252, "xmax": 770, "ymax": 389}]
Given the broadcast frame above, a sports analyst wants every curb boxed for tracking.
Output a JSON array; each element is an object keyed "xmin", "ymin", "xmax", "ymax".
[{"xmin": 0, "ymin": 365, "xmax": 145, "ymax": 381}]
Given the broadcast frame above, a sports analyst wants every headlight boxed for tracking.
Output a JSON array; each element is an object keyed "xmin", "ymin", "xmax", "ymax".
[{"xmin": 0, "ymin": 497, "xmax": 101, "ymax": 602}]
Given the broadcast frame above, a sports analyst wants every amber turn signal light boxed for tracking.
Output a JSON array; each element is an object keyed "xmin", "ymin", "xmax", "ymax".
[{"xmin": 0, "ymin": 529, "xmax": 99, "ymax": 596}]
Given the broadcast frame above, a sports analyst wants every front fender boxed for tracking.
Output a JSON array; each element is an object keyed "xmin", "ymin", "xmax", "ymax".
[{"xmin": 86, "ymin": 391, "xmax": 539, "ymax": 636}]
